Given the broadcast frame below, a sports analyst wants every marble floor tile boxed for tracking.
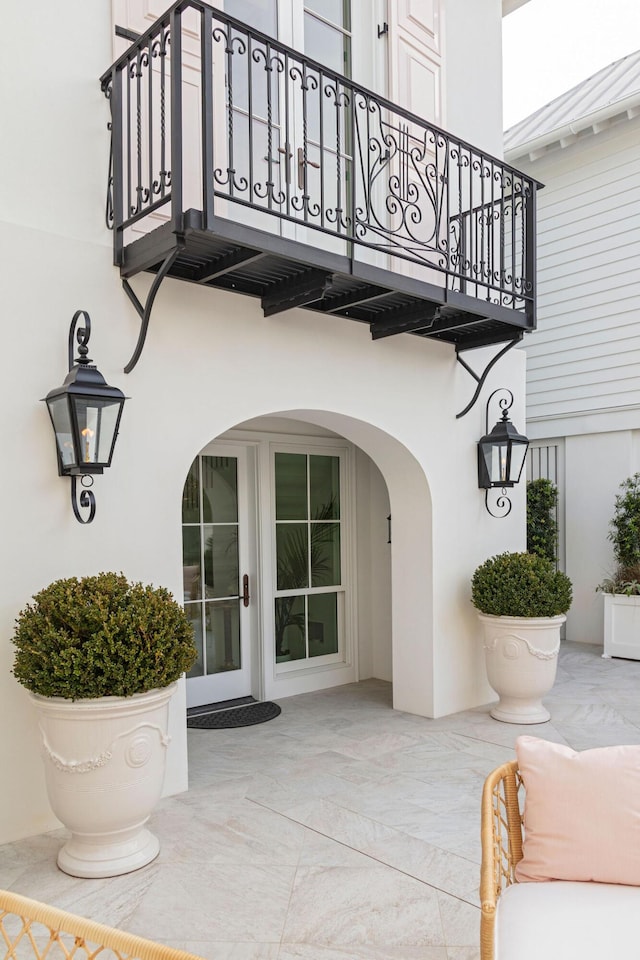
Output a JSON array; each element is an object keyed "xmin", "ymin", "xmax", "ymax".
[
  {"xmin": 152, "ymin": 797, "xmax": 307, "ymax": 865},
  {"xmin": 278, "ymin": 945, "xmax": 448, "ymax": 959},
  {"xmin": 0, "ymin": 832, "xmax": 66, "ymax": 889},
  {"xmin": 156, "ymin": 942, "xmax": 280, "ymax": 960},
  {"xmin": 245, "ymin": 771, "xmax": 360, "ymax": 811},
  {"xmin": 554, "ymin": 722, "xmax": 640, "ymax": 750},
  {"xmin": 436, "ymin": 892, "xmax": 480, "ymax": 947},
  {"xmin": 361, "ymin": 832, "xmax": 479, "ymax": 901},
  {"xmin": 281, "ymin": 866, "xmax": 445, "ymax": 946},
  {"xmin": 7, "ymin": 859, "xmax": 161, "ymax": 931},
  {"xmin": 280, "ymin": 798, "xmax": 399, "ymax": 849},
  {"xmin": 446, "ymin": 948, "xmax": 480, "ymax": 960},
  {"xmin": 296, "ymin": 831, "xmax": 380, "ymax": 868},
  {"xmin": 126, "ymin": 862, "xmax": 295, "ymax": 942}
]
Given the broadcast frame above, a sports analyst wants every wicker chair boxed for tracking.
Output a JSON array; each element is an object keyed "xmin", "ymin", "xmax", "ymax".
[
  {"xmin": 480, "ymin": 759, "xmax": 524, "ymax": 960},
  {"xmin": 0, "ymin": 889, "xmax": 204, "ymax": 960},
  {"xmin": 480, "ymin": 757, "xmax": 640, "ymax": 960}
]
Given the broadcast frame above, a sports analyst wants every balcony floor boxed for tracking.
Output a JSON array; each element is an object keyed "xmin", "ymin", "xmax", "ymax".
[
  {"xmin": 121, "ymin": 210, "xmax": 532, "ymax": 350},
  {"xmin": 3, "ymin": 643, "xmax": 632, "ymax": 958}
]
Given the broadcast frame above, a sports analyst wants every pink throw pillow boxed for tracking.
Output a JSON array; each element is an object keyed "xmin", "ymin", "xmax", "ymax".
[{"xmin": 515, "ymin": 736, "xmax": 640, "ymax": 884}]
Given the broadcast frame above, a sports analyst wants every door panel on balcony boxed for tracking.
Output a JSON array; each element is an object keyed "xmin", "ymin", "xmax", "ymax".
[
  {"xmin": 162, "ymin": 0, "xmax": 383, "ymax": 252},
  {"xmin": 385, "ymin": 0, "xmax": 443, "ymax": 286},
  {"xmin": 110, "ymin": 0, "xmax": 384, "ymax": 254},
  {"xmin": 212, "ymin": 0, "xmax": 371, "ymax": 250}
]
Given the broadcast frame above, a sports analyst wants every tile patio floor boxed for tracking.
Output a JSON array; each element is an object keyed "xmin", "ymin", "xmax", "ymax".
[{"xmin": 3, "ymin": 641, "xmax": 640, "ymax": 960}]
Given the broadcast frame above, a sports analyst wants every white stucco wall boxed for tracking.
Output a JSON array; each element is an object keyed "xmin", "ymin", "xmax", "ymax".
[{"xmin": 0, "ymin": 0, "xmax": 525, "ymax": 844}]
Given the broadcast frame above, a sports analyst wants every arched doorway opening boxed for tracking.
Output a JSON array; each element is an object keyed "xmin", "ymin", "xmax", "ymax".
[{"xmin": 180, "ymin": 410, "xmax": 434, "ymax": 717}]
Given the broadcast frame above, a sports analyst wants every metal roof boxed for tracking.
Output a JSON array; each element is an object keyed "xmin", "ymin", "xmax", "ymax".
[{"xmin": 505, "ymin": 49, "xmax": 640, "ymax": 158}]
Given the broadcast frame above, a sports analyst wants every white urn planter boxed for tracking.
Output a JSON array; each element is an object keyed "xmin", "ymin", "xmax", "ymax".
[
  {"xmin": 31, "ymin": 683, "xmax": 176, "ymax": 879},
  {"xmin": 603, "ymin": 594, "xmax": 640, "ymax": 660},
  {"xmin": 478, "ymin": 613, "xmax": 566, "ymax": 724}
]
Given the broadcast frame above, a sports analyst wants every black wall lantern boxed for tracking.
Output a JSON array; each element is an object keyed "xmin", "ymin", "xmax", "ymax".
[
  {"xmin": 478, "ymin": 389, "xmax": 529, "ymax": 518},
  {"xmin": 44, "ymin": 311, "xmax": 126, "ymax": 524}
]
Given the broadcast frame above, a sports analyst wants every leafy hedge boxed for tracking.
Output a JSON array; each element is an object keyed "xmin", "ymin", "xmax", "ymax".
[
  {"xmin": 527, "ymin": 478, "xmax": 558, "ymax": 564},
  {"xmin": 12, "ymin": 573, "xmax": 196, "ymax": 699},
  {"xmin": 471, "ymin": 552, "xmax": 572, "ymax": 618},
  {"xmin": 609, "ymin": 474, "xmax": 640, "ymax": 568}
]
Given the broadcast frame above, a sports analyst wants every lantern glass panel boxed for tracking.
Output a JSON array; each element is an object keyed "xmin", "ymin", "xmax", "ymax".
[
  {"xmin": 509, "ymin": 441, "xmax": 528, "ymax": 484},
  {"xmin": 479, "ymin": 442, "xmax": 492, "ymax": 487},
  {"xmin": 492, "ymin": 442, "xmax": 510, "ymax": 484},
  {"xmin": 70, "ymin": 397, "xmax": 122, "ymax": 468},
  {"xmin": 47, "ymin": 396, "xmax": 77, "ymax": 469}
]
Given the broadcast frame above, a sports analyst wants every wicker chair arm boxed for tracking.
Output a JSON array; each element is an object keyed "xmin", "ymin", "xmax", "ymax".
[
  {"xmin": 0, "ymin": 889, "xmax": 204, "ymax": 960},
  {"xmin": 480, "ymin": 759, "xmax": 523, "ymax": 960}
]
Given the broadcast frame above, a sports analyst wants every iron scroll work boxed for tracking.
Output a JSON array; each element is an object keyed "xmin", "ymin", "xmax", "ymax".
[
  {"xmin": 68, "ymin": 316, "xmax": 97, "ymax": 525},
  {"xmin": 102, "ymin": 1, "xmax": 538, "ymax": 382}
]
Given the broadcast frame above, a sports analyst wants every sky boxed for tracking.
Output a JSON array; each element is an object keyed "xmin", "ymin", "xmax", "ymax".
[{"xmin": 502, "ymin": 0, "xmax": 640, "ymax": 129}]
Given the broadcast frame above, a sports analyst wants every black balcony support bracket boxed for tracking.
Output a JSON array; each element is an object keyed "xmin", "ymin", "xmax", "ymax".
[
  {"xmin": 370, "ymin": 304, "xmax": 440, "ymax": 340},
  {"xmin": 320, "ymin": 286, "xmax": 392, "ymax": 315},
  {"xmin": 197, "ymin": 248, "xmax": 266, "ymax": 284},
  {"xmin": 262, "ymin": 269, "xmax": 334, "ymax": 317},
  {"xmin": 122, "ymin": 247, "xmax": 181, "ymax": 373},
  {"xmin": 455, "ymin": 334, "xmax": 523, "ymax": 419}
]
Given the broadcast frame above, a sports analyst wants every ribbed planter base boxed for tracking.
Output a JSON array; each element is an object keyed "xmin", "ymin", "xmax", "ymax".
[
  {"xmin": 57, "ymin": 827, "xmax": 160, "ymax": 879},
  {"xmin": 489, "ymin": 701, "xmax": 550, "ymax": 724}
]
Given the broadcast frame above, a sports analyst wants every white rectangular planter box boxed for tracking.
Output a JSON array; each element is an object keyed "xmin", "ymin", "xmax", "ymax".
[{"xmin": 603, "ymin": 594, "xmax": 640, "ymax": 660}]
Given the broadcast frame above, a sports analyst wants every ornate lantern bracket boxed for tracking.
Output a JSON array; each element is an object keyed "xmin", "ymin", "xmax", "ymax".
[
  {"xmin": 43, "ymin": 311, "xmax": 126, "ymax": 524},
  {"xmin": 477, "ymin": 388, "xmax": 529, "ymax": 518}
]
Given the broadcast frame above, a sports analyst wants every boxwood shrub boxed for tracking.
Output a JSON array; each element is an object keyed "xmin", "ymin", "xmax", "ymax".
[
  {"xmin": 12, "ymin": 573, "xmax": 197, "ymax": 699},
  {"xmin": 471, "ymin": 552, "xmax": 572, "ymax": 618}
]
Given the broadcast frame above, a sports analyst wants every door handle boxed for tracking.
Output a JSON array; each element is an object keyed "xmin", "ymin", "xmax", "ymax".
[
  {"xmin": 242, "ymin": 574, "xmax": 250, "ymax": 607},
  {"xmin": 297, "ymin": 147, "xmax": 320, "ymax": 190},
  {"xmin": 264, "ymin": 146, "xmax": 293, "ymax": 183}
]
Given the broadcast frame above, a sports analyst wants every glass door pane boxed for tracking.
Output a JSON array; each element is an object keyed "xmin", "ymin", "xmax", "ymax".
[
  {"xmin": 273, "ymin": 448, "xmax": 344, "ymax": 667},
  {"xmin": 182, "ymin": 447, "xmax": 253, "ymax": 706}
]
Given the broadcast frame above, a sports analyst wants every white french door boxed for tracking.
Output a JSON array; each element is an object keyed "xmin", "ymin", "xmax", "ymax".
[
  {"xmin": 181, "ymin": 432, "xmax": 356, "ymax": 705},
  {"xmin": 215, "ymin": 0, "xmax": 382, "ymax": 247},
  {"xmin": 181, "ymin": 443, "xmax": 256, "ymax": 707}
]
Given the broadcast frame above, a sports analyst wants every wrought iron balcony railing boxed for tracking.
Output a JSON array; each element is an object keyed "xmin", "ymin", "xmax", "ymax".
[{"xmin": 101, "ymin": 0, "xmax": 540, "ymax": 375}]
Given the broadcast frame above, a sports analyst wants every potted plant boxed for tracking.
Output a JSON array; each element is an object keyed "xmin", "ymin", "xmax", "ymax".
[
  {"xmin": 471, "ymin": 552, "xmax": 572, "ymax": 724},
  {"xmin": 599, "ymin": 473, "xmax": 640, "ymax": 660},
  {"xmin": 11, "ymin": 572, "xmax": 196, "ymax": 879}
]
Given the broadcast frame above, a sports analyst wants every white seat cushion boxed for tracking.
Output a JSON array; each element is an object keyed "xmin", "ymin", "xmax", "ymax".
[{"xmin": 496, "ymin": 880, "xmax": 640, "ymax": 960}]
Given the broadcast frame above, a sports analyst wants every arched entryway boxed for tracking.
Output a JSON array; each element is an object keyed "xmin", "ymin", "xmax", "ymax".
[{"xmin": 180, "ymin": 410, "xmax": 434, "ymax": 718}]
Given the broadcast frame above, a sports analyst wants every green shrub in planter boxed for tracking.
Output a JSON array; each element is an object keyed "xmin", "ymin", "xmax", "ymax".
[
  {"xmin": 598, "ymin": 565, "xmax": 640, "ymax": 597},
  {"xmin": 12, "ymin": 572, "xmax": 197, "ymax": 699},
  {"xmin": 597, "ymin": 475, "xmax": 640, "ymax": 595},
  {"xmin": 609, "ymin": 473, "xmax": 640, "ymax": 569},
  {"xmin": 471, "ymin": 552, "xmax": 572, "ymax": 618}
]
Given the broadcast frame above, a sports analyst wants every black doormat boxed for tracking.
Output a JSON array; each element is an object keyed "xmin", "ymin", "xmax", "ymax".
[{"xmin": 187, "ymin": 700, "xmax": 281, "ymax": 729}]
